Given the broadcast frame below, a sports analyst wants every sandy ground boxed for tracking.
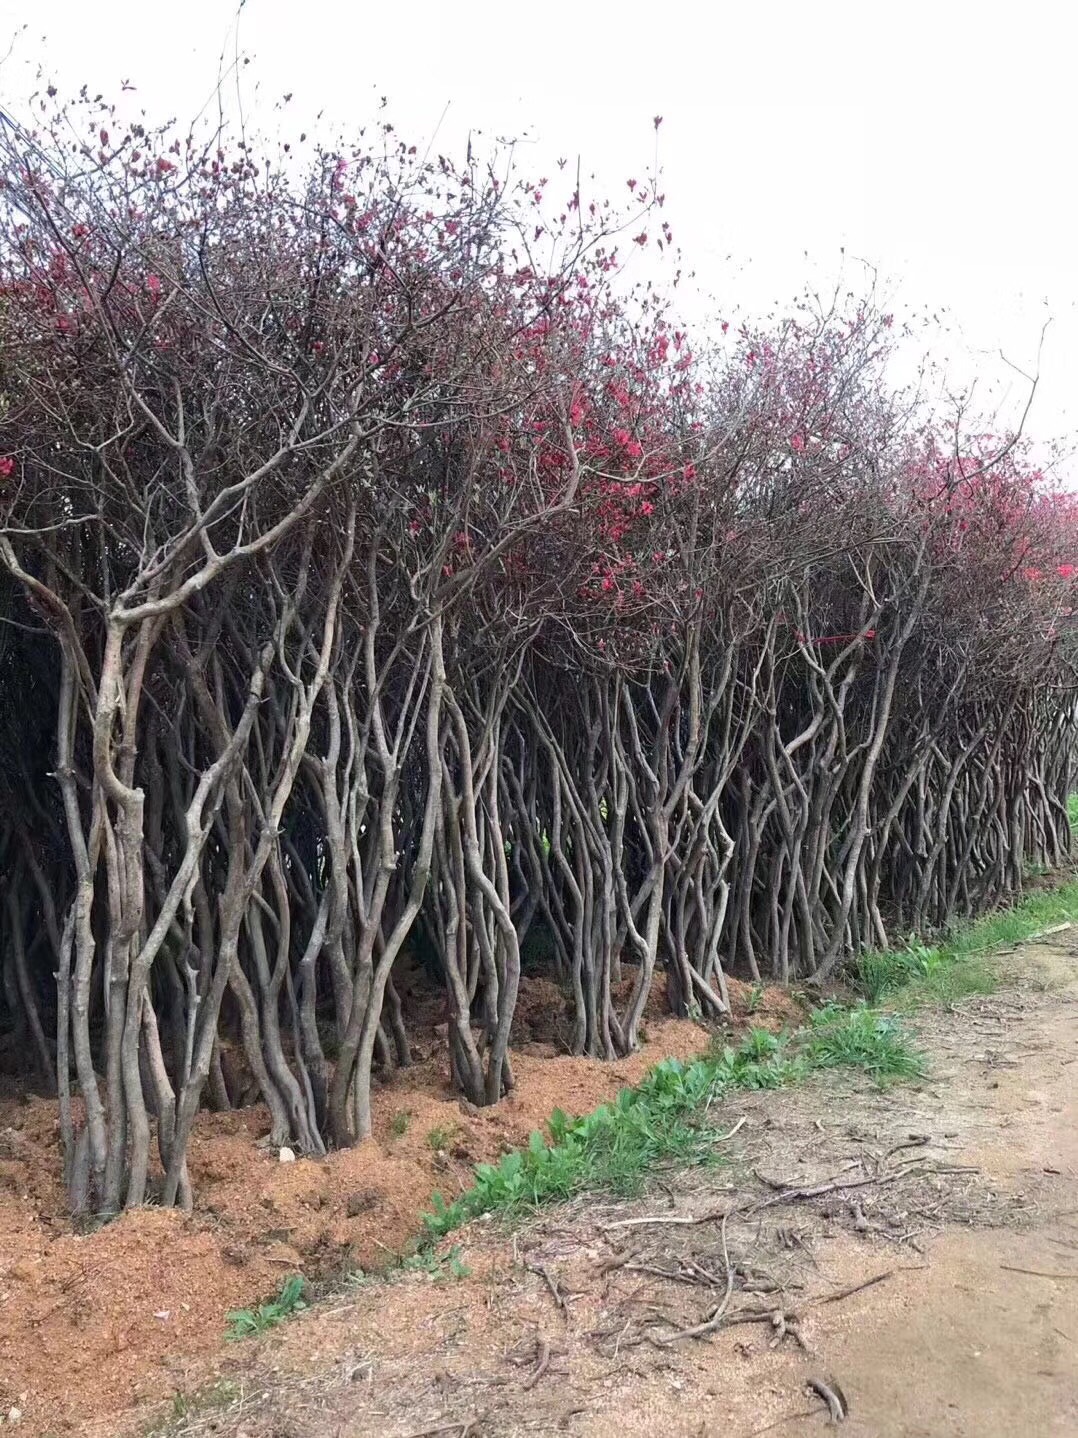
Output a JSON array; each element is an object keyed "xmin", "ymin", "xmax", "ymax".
[{"xmin": 137, "ymin": 938, "xmax": 1078, "ymax": 1438}]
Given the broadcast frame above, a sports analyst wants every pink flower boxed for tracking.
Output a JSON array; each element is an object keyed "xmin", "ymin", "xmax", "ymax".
[
  {"xmin": 1023, "ymin": 568, "xmax": 1043, "ymax": 582},
  {"xmin": 569, "ymin": 399, "xmax": 585, "ymax": 427},
  {"xmin": 790, "ymin": 433, "xmax": 806, "ymax": 454},
  {"xmin": 146, "ymin": 274, "xmax": 161, "ymax": 296},
  {"xmin": 1058, "ymin": 564, "xmax": 1075, "ymax": 580},
  {"xmin": 0, "ymin": 457, "xmax": 13, "ymax": 479}
]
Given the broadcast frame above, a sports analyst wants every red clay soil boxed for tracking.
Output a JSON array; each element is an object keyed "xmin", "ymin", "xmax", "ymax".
[{"xmin": 0, "ymin": 973, "xmax": 801, "ymax": 1436}]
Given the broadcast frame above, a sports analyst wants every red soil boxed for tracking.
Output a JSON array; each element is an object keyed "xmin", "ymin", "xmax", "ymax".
[{"xmin": 0, "ymin": 973, "xmax": 801, "ymax": 1435}]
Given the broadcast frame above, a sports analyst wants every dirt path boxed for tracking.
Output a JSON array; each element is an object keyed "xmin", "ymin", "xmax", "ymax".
[{"xmin": 138, "ymin": 941, "xmax": 1078, "ymax": 1438}]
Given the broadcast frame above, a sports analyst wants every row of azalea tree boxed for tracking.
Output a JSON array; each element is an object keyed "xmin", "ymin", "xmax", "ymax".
[{"xmin": 0, "ymin": 92, "xmax": 1075, "ymax": 1215}]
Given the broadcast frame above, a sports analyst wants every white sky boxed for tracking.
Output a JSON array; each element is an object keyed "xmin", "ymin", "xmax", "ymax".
[{"xmin": 4, "ymin": 0, "xmax": 1076, "ymax": 477}]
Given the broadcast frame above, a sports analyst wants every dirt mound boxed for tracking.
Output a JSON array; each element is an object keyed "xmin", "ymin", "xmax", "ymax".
[
  {"xmin": 724, "ymin": 975, "xmax": 807, "ymax": 1032},
  {"xmin": 0, "ymin": 1004, "xmax": 712, "ymax": 1436}
]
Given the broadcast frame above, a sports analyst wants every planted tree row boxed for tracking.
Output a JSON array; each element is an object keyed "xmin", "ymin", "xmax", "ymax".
[{"xmin": 0, "ymin": 93, "xmax": 1074, "ymax": 1215}]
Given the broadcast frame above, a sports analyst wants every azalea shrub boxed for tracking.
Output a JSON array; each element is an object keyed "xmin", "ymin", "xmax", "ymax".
[{"xmin": 0, "ymin": 85, "xmax": 1074, "ymax": 1215}]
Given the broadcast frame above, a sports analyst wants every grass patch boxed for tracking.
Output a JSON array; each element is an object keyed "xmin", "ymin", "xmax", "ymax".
[
  {"xmin": 426, "ymin": 1123, "xmax": 456, "ymax": 1153},
  {"xmin": 146, "ymin": 1381, "xmax": 241, "ymax": 1436},
  {"xmin": 803, "ymin": 1004, "xmax": 926, "ymax": 1081},
  {"xmin": 422, "ymin": 1012, "xmax": 922, "ymax": 1241},
  {"xmin": 348, "ymin": 1243, "xmax": 472, "ymax": 1287},
  {"xmin": 225, "ymin": 1274, "xmax": 307, "ymax": 1340},
  {"xmin": 855, "ymin": 940, "xmax": 997, "ymax": 1007},
  {"xmin": 855, "ymin": 873, "xmax": 1078, "ymax": 1007}
]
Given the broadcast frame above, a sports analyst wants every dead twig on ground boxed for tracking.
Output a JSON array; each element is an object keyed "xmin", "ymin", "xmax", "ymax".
[
  {"xmin": 1000, "ymin": 1265, "xmax": 1078, "ymax": 1280},
  {"xmin": 657, "ymin": 1212, "xmax": 736, "ymax": 1344},
  {"xmin": 526, "ymin": 1260, "xmax": 571, "ymax": 1311},
  {"xmin": 601, "ymin": 1207, "xmax": 728, "ymax": 1232},
  {"xmin": 810, "ymin": 1270, "xmax": 894, "ymax": 1306},
  {"xmin": 399, "ymin": 1421, "xmax": 477, "ymax": 1438},
  {"xmin": 808, "ymin": 1376, "xmax": 849, "ymax": 1422},
  {"xmin": 768, "ymin": 1309, "xmax": 810, "ymax": 1352},
  {"xmin": 883, "ymin": 1134, "xmax": 931, "ymax": 1162},
  {"xmin": 749, "ymin": 1165, "xmax": 928, "ymax": 1214},
  {"xmin": 522, "ymin": 1336, "xmax": 551, "ymax": 1391}
]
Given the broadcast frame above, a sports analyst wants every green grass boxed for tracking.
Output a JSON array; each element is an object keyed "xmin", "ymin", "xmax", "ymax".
[
  {"xmin": 855, "ymin": 874, "xmax": 1078, "ymax": 1007},
  {"xmin": 803, "ymin": 1004, "xmax": 926, "ymax": 1081},
  {"xmin": 421, "ymin": 1009, "xmax": 923, "ymax": 1241},
  {"xmin": 426, "ymin": 1123, "xmax": 456, "ymax": 1153},
  {"xmin": 225, "ymin": 1274, "xmax": 307, "ymax": 1340},
  {"xmin": 146, "ymin": 1381, "xmax": 241, "ymax": 1436},
  {"xmin": 422, "ymin": 845, "xmax": 1078, "ymax": 1244}
]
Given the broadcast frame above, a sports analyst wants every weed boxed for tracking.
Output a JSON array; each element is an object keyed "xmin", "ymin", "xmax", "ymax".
[
  {"xmin": 390, "ymin": 1110, "xmax": 412, "ymax": 1138},
  {"xmin": 802, "ymin": 1004, "xmax": 925, "ymax": 1082},
  {"xmin": 350, "ymin": 1244, "xmax": 471, "ymax": 1287},
  {"xmin": 400, "ymin": 1244, "xmax": 471, "ymax": 1280},
  {"xmin": 426, "ymin": 1124, "xmax": 455, "ymax": 1153},
  {"xmin": 148, "ymin": 1382, "xmax": 240, "ymax": 1435},
  {"xmin": 420, "ymin": 861, "xmax": 1078, "ymax": 1245},
  {"xmin": 421, "ymin": 1011, "xmax": 917, "ymax": 1241},
  {"xmin": 746, "ymin": 982, "xmax": 764, "ymax": 1014},
  {"xmin": 225, "ymin": 1275, "xmax": 307, "ymax": 1340},
  {"xmin": 854, "ymin": 873, "xmax": 1078, "ymax": 1007}
]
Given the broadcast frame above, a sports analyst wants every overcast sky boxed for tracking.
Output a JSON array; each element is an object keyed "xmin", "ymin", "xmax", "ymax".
[{"xmin": 4, "ymin": 0, "xmax": 1076, "ymax": 477}]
